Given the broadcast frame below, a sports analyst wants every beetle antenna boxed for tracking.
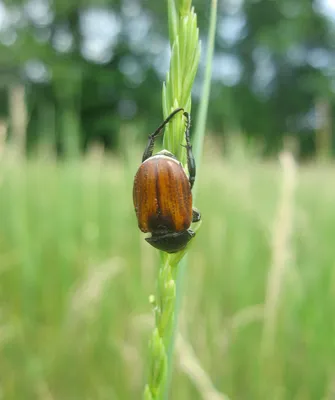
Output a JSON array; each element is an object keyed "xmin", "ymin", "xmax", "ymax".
[{"xmin": 142, "ymin": 108, "xmax": 184, "ymax": 162}]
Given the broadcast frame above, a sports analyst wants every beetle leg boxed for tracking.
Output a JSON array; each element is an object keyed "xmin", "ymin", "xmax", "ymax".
[
  {"xmin": 192, "ymin": 208, "xmax": 201, "ymax": 223},
  {"xmin": 142, "ymin": 107, "xmax": 184, "ymax": 162},
  {"xmin": 182, "ymin": 112, "xmax": 196, "ymax": 189},
  {"xmin": 187, "ymin": 228, "xmax": 196, "ymax": 239}
]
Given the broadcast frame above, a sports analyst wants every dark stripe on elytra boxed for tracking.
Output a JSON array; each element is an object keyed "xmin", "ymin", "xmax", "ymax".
[
  {"xmin": 166, "ymin": 164, "xmax": 174, "ymax": 212},
  {"xmin": 155, "ymin": 159, "xmax": 161, "ymax": 216},
  {"xmin": 166, "ymin": 163, "xmax": 177, "ymax": 231}
]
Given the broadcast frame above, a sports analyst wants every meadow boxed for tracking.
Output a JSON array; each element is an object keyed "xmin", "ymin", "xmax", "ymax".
[{"xmin": 1, "ymin": 148, "xmax": 335, "ymax": 400}]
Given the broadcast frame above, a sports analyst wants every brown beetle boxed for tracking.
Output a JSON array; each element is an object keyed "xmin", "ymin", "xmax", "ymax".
[{"xmin": 133, "ymin": 108, "xmax": 201, "ymax": 253}]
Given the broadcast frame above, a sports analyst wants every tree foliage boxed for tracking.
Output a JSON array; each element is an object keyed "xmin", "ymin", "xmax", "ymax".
[{"xmin": 0, "ymin": 0, "xmax": 334, "ymax": 157}]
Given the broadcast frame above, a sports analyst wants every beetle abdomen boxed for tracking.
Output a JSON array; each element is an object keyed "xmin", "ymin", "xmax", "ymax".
[{"xmin": 133, "ymin": 155, "xmax": 192, "ymax": 233}]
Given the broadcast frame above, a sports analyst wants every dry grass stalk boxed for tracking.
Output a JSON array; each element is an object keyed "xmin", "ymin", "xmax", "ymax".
[
  {"xmin": 68, "ymin": 257, "xmax": 124, "ymax": 323},
  {"xmin": 9, "ymin": 84, "xmax": 27, "ymax": 157},
  {"xmin": 36, "ymin": 380, "xmax": 54, "ymax": 400},
  {"xmin": 0, "ymin": 119, "xmax": 7, "ymax": 159},
  {"xmin": 176, "ymin": 334, "xmax": 230, "ymax": 400},
  {"xmin": 261, "ymin": 151, "xmax": 297, "ymax": 357},
  {"xmin": 230, "ymin": 304, "xmax": 264, "ymax": 332},
  {"xmin": 133, "ymin": 314, "xmax": 229, "ymax": 400}
]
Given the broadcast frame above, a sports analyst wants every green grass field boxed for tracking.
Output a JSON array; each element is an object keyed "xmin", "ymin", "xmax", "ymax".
[{"xmin": 1, "ymin": 153, "xmax": 335, "ymax": 400}]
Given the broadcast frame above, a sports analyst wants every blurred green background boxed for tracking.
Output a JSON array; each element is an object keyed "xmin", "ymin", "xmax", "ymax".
[{"xmin": 1, "ymin": 0, "xmax": 335, "ymax": 399}]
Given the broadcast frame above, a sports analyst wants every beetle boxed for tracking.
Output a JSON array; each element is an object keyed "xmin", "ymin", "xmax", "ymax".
[{"xmin": 133, "ymin": 107, "xmax": 201, "ymax": 253}]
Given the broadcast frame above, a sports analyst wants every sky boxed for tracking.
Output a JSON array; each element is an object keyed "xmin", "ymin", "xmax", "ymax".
[{"xmin": 320, "ymin": 0, "xmax": 335, "ymax": 18}]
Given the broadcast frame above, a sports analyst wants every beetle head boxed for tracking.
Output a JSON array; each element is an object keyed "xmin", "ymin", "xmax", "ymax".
[{"xmin": 146, "ymin": 229, "xmax": 195, "ymax": 253}]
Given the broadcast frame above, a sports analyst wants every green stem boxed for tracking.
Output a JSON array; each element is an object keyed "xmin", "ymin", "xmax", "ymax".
[
  {"xmin": 167, "ymin": 0, "xmax": 178, "ymax": 46},
  {"xmin": 164, "ymin": 0, "xmax": 218, "ymax": 397},
  {"xmin": 193, "ymin": 0, "xmax": 218, "ymax": 187},
  {"xmin": 143, "ymin": 0, "xmax": 217, "ymax": 398},
  {"xmin": 163, "ymin": 255, "xmax": 187, "ymax": 400}
]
